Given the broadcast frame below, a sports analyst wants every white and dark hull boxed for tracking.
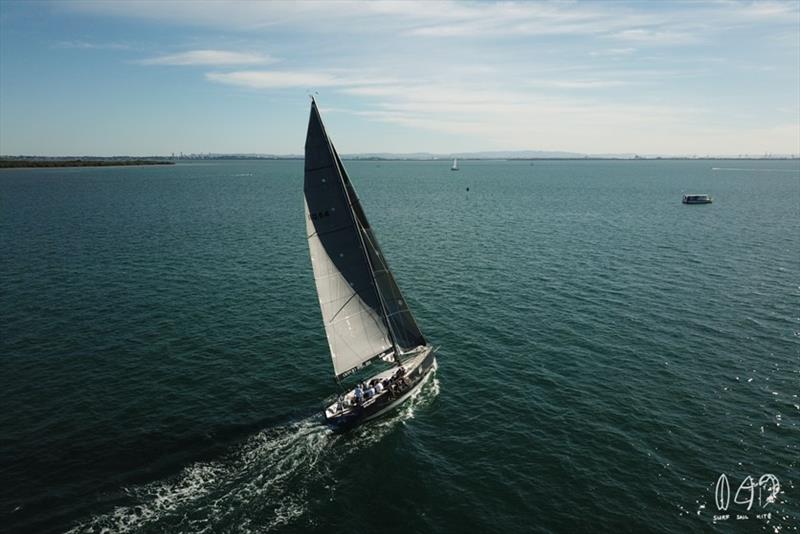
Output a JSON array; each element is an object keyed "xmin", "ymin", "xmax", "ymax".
[
  {"xmin": 682, "ymin": 194, "xmax": 712, "ymax": 204},
  {"xmin": 324, "ymin": 347, "xmax": 436, "ymax": 430}
]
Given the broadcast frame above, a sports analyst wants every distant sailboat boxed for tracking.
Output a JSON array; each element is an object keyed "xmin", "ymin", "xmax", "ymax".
[
  {"xmin": 451, "ymin": 158, "xmax": 459, "ymax": 171},
  {"xmin": 303, "ymin": 98, "xmax": 437, "ymax": 429}
]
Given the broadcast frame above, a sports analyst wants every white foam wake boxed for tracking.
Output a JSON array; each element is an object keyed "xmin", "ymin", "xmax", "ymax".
[{"xmin": 69, "ymin": 365, "xmax": 440, "ymax": 533}]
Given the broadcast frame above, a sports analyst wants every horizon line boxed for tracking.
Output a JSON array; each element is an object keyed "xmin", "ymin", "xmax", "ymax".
[{"xmin": 3, "ymin": 153, "xmax": 799, "ymax": 161}]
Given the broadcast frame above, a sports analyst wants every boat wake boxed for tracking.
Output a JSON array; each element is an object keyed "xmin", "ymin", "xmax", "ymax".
[{"xmin": 68, "ymin": 365, "xmax": 439, "ymax": 533}]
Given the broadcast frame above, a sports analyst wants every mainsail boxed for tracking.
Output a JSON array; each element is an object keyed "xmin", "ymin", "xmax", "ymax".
[{"xmin": 304, "ymin": 99, "xmax": 426, "ymax": 379}]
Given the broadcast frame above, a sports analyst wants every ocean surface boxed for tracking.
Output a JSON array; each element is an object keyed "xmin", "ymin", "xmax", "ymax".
[{"xmin": 1, "ymin": 159, "xmax": 798, "ymax": 533}]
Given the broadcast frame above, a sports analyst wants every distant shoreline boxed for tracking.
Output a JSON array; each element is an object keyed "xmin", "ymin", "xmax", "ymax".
[
  {"xmin": 146, "ymin": 156, "xmax": 800, "ymax": 162},
  {"xmin": 0, "ymin": 159, "xmax": 175, "ymax": 169},
  {"xmin": 1, "ymin": 156, "xmax": 797, "ymax": 167}
]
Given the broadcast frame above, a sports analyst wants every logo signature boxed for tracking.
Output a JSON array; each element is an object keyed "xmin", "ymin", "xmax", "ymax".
[{"xmin": 713, "ymin": 473, "xmax": 780, "ymax": 522}]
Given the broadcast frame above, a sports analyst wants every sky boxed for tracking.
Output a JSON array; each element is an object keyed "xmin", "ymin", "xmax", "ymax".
[{"xmin": 0, "ymin": 0, "xmax": 798, "ymax": 157}]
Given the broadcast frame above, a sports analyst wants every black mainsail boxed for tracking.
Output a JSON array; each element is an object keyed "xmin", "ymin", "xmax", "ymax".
[{"xmin": 304, "ymin": 99, "xmax": 426, "ymax": 379}]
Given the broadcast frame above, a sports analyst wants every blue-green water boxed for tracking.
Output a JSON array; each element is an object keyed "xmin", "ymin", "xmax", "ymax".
[{"xmin": 1, "ymin": 159, "xmax": 798, "ymax": 533}]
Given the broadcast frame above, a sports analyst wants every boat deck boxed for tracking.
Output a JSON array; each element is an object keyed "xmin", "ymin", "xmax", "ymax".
[{"xmin": 325, "ymin": 347, "xmax": 431, "ymax": 419}]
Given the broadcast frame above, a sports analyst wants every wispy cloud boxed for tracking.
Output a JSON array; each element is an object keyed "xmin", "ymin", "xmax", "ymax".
[
  {"xmin": 54, "ymin": 40, "xmax": 131, "ymax": 50},
  {"xmin": 62, "ymin": 0, "xmax": 800, "ymax": 42},
  {"xmin": 729, "ymin": 0, "xmax": 800, "ymax": 19},
  {"xmin": 529, "ymin": 79, "xmax": 632, "ymax": 89},
  {"xmin": 610, "ymin": 28, "xmax": 698, "ymax": 45},
  {"xmin": 205, "ymin": 70, "xmax": 395, "ymax": 89},
  {"xmin": 207, "ymin": 70, "xmax": 340, "ymax": 88},
  {"xmin": 38, "ymin": 1, "xmax": 800, "ymax": 155},
  {"xmin": 403, "ymin": 2, "xmax": 654, "ymax": 38},
  {"xmin": 47, "ymin": 1, "xmax": 682, "ymax": 39},
  {"xmin": 589, "ymin": 47, "xmax": 636, "ymax": 57},
  {"xmin": 354, "ymin": 109, "xmax": 486, "ymax": 136},
  {"xmin": 339, "ymin": 81, "xmax": 704, "ymax": 144},
  {"xmin": 139, "ymin": 50, "xmax": 275, "ymax": 66}
]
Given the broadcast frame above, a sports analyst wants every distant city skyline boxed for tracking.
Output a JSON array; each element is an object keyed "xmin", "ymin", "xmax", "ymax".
[{"xmin": 1, "ymin": 1, "xmax": 798, "ymax": 157}]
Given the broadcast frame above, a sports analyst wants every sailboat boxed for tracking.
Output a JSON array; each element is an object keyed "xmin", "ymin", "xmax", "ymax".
[
  {"xmin": 304, "ymin": 98, "xmax": 437, "ymax": 429},
  {"xmin": 451, "ymin": 158, "xmax": 459, "ymax": 171}
]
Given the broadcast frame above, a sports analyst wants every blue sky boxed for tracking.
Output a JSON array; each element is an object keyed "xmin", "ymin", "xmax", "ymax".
[{"xmin": 0, "ymin": 1, "xmax": 798, "ymax": 156}]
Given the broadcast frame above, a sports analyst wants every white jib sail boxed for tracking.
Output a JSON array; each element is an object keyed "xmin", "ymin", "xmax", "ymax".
[{"xmin": 304, "ymin": 199, "xmax": 393, "ymax": 377}]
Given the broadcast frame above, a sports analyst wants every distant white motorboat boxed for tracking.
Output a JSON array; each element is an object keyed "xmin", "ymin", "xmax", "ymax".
[
  {"xmin": 682, "ymin": 194, "xmax": 712, "ymax": 204},
  {"xmin": 451, "ymin": 158, "xmax": 459, "ymax": 171}
]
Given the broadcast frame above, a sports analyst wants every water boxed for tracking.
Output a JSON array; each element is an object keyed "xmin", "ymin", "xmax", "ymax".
[{"xmin": 1, "ymin": 159, "xmax": 798, "ymax": 533}]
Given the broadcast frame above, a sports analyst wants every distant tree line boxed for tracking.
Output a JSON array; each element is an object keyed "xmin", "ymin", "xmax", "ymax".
[{"xmin": 0, "ymin": 159, "xmax": 175, "ymax": 168}]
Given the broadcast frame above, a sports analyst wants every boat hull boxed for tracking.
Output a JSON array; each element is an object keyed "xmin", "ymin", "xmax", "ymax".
[
  {"xmin": 324, "ymin": 347, "xmax": 436, "ymax": 430},
  {"xmin": 682, "ymin": 194, "xmax": 712, "ymax": 204}
]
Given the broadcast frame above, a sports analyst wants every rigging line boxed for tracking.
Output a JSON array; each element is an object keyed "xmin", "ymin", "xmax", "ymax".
[
  {"xmin": 311, "ymin": 222, "xmax": 356, "ymax": 238},
  {"xmin": 355, "ymin": 223, "xmax": 404, "ymax": 359},
  {"xmin": 360, "ymin": 226, "xmax": 427, "ymax": 346},
  {"xmin": 359, "ymin": 229, "xmax": 388, "ymax": 270},
  {"xmin": 305, "ymin": 163, "xmax": 335, "ymax": 173},
  {"xmin": 329, "ymin": 292, "xmax": 358, "ymax": 322}
]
